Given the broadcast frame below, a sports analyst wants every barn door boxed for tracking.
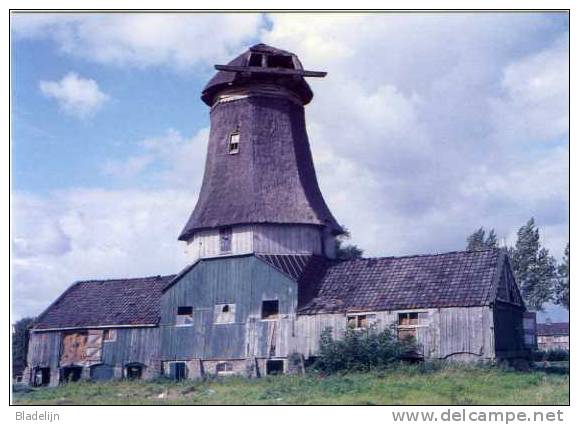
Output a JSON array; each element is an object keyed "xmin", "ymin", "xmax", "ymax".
[{"xmin": 60, "ymin": 331, "xmax": 88, "ymax": 364}]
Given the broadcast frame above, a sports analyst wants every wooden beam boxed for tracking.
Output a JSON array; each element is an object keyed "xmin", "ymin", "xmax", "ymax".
[{"xmin": 214, "ymin": 64, "xmax": 327, "ymax": 78}]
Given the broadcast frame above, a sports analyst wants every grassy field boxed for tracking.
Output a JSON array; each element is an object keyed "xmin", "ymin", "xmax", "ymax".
[{"xmin": 13, "ymin": 364, "xmax": 569, "ymax": 405}]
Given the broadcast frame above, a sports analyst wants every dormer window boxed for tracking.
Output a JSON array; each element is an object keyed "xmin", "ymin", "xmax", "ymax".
[
  {"xmin": 248, "ymin": 53, "xmax": 263, "ymax": 67},
  {"xmin": 228, "ymin": 132, "xmax": 240, "ymax": 154},
  {"xmin": 267, "ymin": 54, "xmax": 294, "ymax": 69}
]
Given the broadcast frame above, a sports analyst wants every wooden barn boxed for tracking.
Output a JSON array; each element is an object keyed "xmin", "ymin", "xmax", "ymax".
[{"xmin": 24, "ymin": 44, "xmax": 528, "ymax": 386}]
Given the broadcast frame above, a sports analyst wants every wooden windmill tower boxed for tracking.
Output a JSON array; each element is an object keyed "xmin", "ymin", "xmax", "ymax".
[{"xmin": 179, "ymin": 44, "xmax": 343, "ymax": 260}]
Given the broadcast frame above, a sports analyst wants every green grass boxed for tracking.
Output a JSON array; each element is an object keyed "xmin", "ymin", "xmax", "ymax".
[{"xmin": 13, "ymin": 364, "xmax": 569, "ymax": 405}]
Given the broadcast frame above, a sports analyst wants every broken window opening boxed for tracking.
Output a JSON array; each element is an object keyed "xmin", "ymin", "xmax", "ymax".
[
  {"xmin": 176, "ymin": 306, "xmax": 193, "ymax": 326},
  {"xmin": 125, "ymin": 363, "xmax": 144, "ymax": 380},
  {"xmin": 266, "ymin": 359, "xmax": 284, "ymax": 375},
  {"xmin": 103, "ymin": 329, "xmax": 116, "ymax": 342},
  {"xmin": 219, "ymin": 227, "xmax": 232, "ymax": 253},
  {"xmin": 228, "ymin": 132, "xmax": 240, "ymax": 155},
  {"xmin": 261, "ymin": 300, "xmax": 279, "ymax": 320},
  {"xmin": 216, "ymin": 362, "xmax": 234, "ymax": 376},
  {"xmin": 60, "ymin": 366, "xmax": 83, "ymax": 383},
  {"xmin": 214, "ymin": 303, "xmax": 235, "ymax": 324},
  {"xmin": 398, "ymin": 312, "xmax": 426, "ymax": 326},
  {"xmin": 33, "ymin": 367, "xmax": 51, "ymax": 387},
  {"xmin": 347, "ymin": 314, "xmax": 377, "ymax": 329},
  {"xmin": 267, "ymin": 55, "xmax": 294, "ymax": 69}
]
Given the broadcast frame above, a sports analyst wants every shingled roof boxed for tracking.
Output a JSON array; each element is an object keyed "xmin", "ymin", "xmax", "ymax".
[
  {"xmin": 259, "ymin": 249, "xmax": 505, "ymax": 314},
  {"xmin": 33, "ymin": 275, "xmax": 175, "ymax": 331}
]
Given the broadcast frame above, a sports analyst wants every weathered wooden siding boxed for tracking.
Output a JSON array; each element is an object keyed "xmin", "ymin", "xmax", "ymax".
[
  {"xmin": 101, "ymin": 327, "xmax": 160, "ymax": 366},
  {"xmin": 185, "ymin": 225, "xmax": 254, "ymax": 260},
  {"xmin": 185, "ymin": 224, "xmax": 323, "ymax": 261},
  {"xmin": 160, "ymin": 255, "xmax": 298, "ymax": 360},
  {"xmin": 438, "ymin": 307, "xmax": 494, "ymax": 360},
  {"xmin": 293, "ymin": 307, "xmax": 495, "ymax": 361},
  {"xmin": 493, "ymin": 302, "xmax": 525, "ymax": 357},
  {"xmin": 253, "ymin": 224, "xmax": 322, "ymax": 255},
  {"xmin": 27, "ymin": 331, "xmax": 61, "ymax": 369}
]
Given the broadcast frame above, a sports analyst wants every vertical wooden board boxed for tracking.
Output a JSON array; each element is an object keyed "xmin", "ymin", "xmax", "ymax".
[{"xmin": 159, "ymin": 255, "xmax": 377, "ymax": 361}]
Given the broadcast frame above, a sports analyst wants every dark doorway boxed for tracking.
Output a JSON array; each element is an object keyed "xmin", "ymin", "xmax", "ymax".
[
  {"xmin": 33, "ymin": 367, "xmax": 50, "ymax": 387},
  {"xmin": 90, "ymin": 364, "xmax": 114, "ymax": 381},
  {"xmin": 169, "ymin": 362, "xmax": 187, "ymax": 381},
  {"xmin": 266, "ymin": 359, "xmax": 284, "ymax": 375},
  {"xmin": 60, "ymin": 366, "xmax": 82, "ymax": 383},
  {"xmin": 125, "ymin": 363, "xmax": 144, "ymax": 380}
]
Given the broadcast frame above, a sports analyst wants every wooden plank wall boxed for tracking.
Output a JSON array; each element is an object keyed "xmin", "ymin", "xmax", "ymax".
[
  {"xmin": 27, "ymin": 331, "xmax": 61, "ymax": 369},
  {"xmin": 101, "ymin": 327, "xmax": 160, "ymax": 366},
  {"xmin": 185, "ymin": 224, "xmax": 323, "ymax": 261},
  {"xmin": 186, "ymin": 225, "xmax": 254, "ymax": 260},
  {"xmin": 253, "ymin": 224, "xmax": 322, "ymax": 255},
  {"xmin": 293, "ymin": 307, "xmax": 495, "ymax": 361},
  {"xmin": 160, "ymin": 255, "xmax": 298, "ymax": 361}
]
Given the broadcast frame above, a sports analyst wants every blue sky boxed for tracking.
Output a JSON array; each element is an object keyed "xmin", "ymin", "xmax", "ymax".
[{"xmin": 11, "ymin": 13, "xmax": 569, "ymax": 321}]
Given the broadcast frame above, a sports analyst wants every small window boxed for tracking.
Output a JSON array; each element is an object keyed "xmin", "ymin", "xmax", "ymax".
[
  {"xmin": 267, "ymin": 55, "xmax": 294, "ymax": 69},
  {"xmin": 125, "ymin": 363, "xmax": 143, "ymax": 380},
  {"xmin": 248, "ymin": 53, "xmax": 263, "ymax": 67},
  {"xmin": 220, "ymin": 227, "xmax": 232, "ymax": 253},
  {"xmin": 347, "ymin": 314, "xmax": 376, "ymax": 329},
  {"xmin": 228, "ymin": 132, "xmax": 240, "ymax": 154},
  {"xmin": 215, "ymin": 303, "xmax": 235, "ymax": 324},
  {"xmin": 398, "ymin": 312, "xmax": 420, "ymax": 326},
  {"xmin": 176, "ymin": 306, "xmax": 193, "ymax": 326},
  {"xmin": 103, "ymin": 329, "xmax": 116, "ymax": 342},
  {"xmin": 216, "ymin": 362, "xmax": 234, "ymax": 375},
  {"xmin": 261, "ymin": 300, "xmax": 279, "ymax": 320},
  {"xmin": 266, "ymin": 359, "xmax": 284, "ymax": 375}
]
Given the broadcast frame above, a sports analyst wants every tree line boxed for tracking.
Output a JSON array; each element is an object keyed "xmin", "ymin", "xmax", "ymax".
[{"xmin": 466, "ymin": 218, "xmax": 569, "ymax": 312}]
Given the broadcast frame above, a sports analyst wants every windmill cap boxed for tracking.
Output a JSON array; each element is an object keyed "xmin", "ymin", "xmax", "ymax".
[{"xmin": 201, "ymin": 43, "xmax": 325, "ymax": 106}]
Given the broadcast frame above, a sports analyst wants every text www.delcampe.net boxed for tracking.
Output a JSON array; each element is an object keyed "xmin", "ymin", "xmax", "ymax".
[{"xmin": 392, "ymin": 409, "xmax": 565, "ymax": 424}]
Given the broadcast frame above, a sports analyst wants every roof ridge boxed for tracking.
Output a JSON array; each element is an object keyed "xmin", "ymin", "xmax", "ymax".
[
  {"xmin": 75, "ymin": 274, "xmax": 176, "ymax": 284},
  {"xmin": 338, "ymin": 248, "xmax": 501, "ymax": 262}
]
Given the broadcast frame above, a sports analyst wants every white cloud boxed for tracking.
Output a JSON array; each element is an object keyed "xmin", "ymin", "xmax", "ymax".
[
  {"xmin": 11, "ymin": 189, "xmax": 193, "ymax": 319},
  {"xmin": 261, "ymin": 14, "xmax": 569, "ymax": 257},
  {"xmin": 11, "ymin": 13, "xmax": 569, "ymax": 319},
  {"xmin": 101, "ymin": 128, "xmax": 209, "ymax": 189},
  {"xmin": 12, "ymin": 13, "xmax": 263, "ymax": 72},
  {"xmin": 39, "ymin": 72, "xmax": 109, "ymax": 118},
  {"xmin": 491, "ymin": 35, "xmax": 569, "ymax": 144}
]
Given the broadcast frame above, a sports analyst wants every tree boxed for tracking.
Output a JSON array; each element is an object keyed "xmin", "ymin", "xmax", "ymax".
[
  {"xmin": 554, "ymin": 243, "xmax": 569, "ymax": 309},
  {"xmin": 508, "ymin": 218, "xmax": 556, "ymax": 311},
  {"xmin": 335, "ymin": 226, "xmax": 364, "ymax": 260},
  {"xmin": 466, "ymin": 227, "xmax": 498, "ymax": 251},
  {"xmin": 12, "ymin": 317, "xmax": 35, "ymax": 379}
]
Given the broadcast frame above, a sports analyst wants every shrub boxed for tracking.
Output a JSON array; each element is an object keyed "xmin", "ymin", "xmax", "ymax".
[
  {"xmin": 532, "ymin": 349, "xmax": 569, "ymax": 362},
  {"xmin": 313, "ymin": 325, "xmax": 415, "ymax": 373}
]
